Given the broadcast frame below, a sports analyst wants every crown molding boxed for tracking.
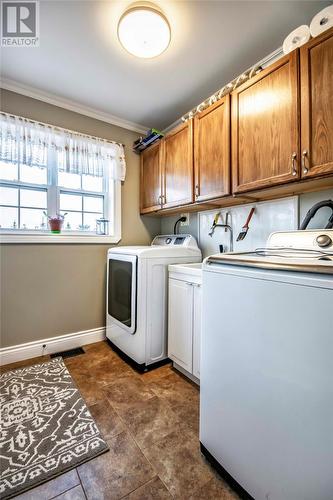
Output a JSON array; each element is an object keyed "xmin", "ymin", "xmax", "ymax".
[{"xmin": 0, "ymin": 78, "xmax": 149, "ymax": 134}]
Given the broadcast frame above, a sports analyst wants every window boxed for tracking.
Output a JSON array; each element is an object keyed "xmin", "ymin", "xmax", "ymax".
[
  {"xmin": 0, "ymin": 162, "xmax": 107, "ymax": 232},
  {"xmin": 0, "ymin": 113, "xmax": 126, "ymax": 243}
]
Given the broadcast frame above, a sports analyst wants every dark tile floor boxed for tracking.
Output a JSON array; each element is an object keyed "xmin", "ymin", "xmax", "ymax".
[{"xmin": 1, "ymin": 341, "xmax": 240, "ymax": 500}]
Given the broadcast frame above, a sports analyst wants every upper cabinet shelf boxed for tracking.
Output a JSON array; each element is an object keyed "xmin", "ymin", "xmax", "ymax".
[
  {"xmin": 162, "ymin": 121, "xmax": 194, "ymax": 209},
  {"xmin": 140, "ymin": 27, "xmax": 333, "ymax": 215},
  {"xmin": 232, "ymin": 52, "xmax": 299, "ymax": 193},
  {"xmin": 300, "ymin": 29, "xmax": 333, "ymax": 179},
  {"xmin": 140, "ymin": 140, "xmax": 162, "ymax": 214},
  {"xmin": 140, "ymin": 121, "xmax": 194, "ymax": 214},
  {"xmin": 194, "ymin": 95, "xmax": 231, "ymax": 201}
]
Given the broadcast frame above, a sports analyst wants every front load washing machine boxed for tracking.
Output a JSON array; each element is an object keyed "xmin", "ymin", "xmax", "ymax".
[{"xmin": 106, "ymin": 234, "xmax": 201, "ymax": 370}]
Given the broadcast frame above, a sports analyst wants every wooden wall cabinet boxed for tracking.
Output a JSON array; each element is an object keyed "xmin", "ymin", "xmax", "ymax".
[
  {"xmin": 232, "ymin": 51, "xmax": 300, "ymax": 193},
  {"xmin": 300, "ymin": 28, "xmax": 333, "ymax": 179},
  {"xmin": 140, "ymin": 121, "xmax": 194, "ymax": 214},
  {"xmin": 194, "ymin": 95, "xmax": 231, "ymax": 201},
  {"xmin": 162, "ymin": 120, "xmax": 194, "ymax": 209},
  {"xmin": 140, "ymin": 141, "xmax": 162, "ymax": 214},
  {"xmin": 140, "ymin": 28, "xmax": 333, "ymax": 214}
]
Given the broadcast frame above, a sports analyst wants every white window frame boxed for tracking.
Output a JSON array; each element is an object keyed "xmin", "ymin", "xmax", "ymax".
[{"xmin": 0, "ymin": 154, "xmax": 122, "ymax": 244}]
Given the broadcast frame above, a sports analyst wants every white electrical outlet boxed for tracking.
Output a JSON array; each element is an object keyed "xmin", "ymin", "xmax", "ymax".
[{"xmin": 180, "ymin": 213, "xmax": 190, "ymax": 226}]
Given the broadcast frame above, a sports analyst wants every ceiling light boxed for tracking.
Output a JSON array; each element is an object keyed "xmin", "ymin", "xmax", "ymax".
[{"xmin": 117, "ymin": 3, "xmax": 171, "ymax": 59}]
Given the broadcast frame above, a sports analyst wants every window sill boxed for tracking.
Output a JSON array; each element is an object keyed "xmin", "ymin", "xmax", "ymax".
[{"xmin": 0, "ymin": 232, "xmax": 121, "ymax": 244}]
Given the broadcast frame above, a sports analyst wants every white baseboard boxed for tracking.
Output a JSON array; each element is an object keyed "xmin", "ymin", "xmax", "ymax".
[{"xmin": 0, "ymin": 327, "xmax": 106, "ymax": 366}]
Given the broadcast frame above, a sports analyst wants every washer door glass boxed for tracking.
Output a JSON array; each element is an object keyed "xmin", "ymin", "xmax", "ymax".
[{"xmin": 108, "ymin": 255, "xmax": 137, "ymax": 334}]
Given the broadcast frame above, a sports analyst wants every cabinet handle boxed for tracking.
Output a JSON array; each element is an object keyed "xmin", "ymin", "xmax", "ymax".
[
  {"xmin": 302, "ymin": 150, "xmax": 309, "ymax": 174},
  {"xmin": 163, "ymin": 194, "xmax": 167, "ymax": 204},
  {"xmin": 195, "ymin": 184, "xmax": 200, "ymax": 198},
  {"xmin": 158, "ymin": 195, "xmax": 162, "ymax": 205},
  {"xmin": 291, "ymin": 152, "xmax": 297, "ymax": 176}
]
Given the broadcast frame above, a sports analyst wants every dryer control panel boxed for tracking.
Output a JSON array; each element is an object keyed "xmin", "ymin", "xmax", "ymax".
[{"xmin": 151, "ymin": 234, "xmax": 198, "ymax": 248}]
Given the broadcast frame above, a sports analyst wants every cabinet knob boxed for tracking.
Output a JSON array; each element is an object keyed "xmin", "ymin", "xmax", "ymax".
[
  {"xmin": 291, "ymin": 152, "xmax": 297, "ymax": 176},
  {"xmin": 302, "ymin": 150, "xmax": 308, "ymax": 174}
]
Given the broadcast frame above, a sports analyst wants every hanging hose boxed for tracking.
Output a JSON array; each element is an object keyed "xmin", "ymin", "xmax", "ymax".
[
  {"xmin": 174, "ymin": 216, "xmax": 187, "ymax": 235},
  {"xmin": 300, "ymin": 200, "xmax": 333, "ymax": 230}
]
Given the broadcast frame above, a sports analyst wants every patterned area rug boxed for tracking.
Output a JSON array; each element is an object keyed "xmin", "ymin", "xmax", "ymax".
[{"xmin": 0, "ymin": 357, "xmax": 109, "ymax": 499}]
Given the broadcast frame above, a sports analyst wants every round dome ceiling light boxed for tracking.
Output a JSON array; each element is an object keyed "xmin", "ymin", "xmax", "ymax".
[{"xmin": 117, "ymin": 3, "xmax": 171, "ymax": 59}]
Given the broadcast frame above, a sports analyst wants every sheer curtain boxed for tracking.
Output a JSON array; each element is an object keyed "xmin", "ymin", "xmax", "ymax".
[
  {"xmin": 0, "ymin": 112, "xmax": 127, "ymax": 180},
  {"xmin": 0, "ymin": 113, "xmax": 48, "ymax": 167}
]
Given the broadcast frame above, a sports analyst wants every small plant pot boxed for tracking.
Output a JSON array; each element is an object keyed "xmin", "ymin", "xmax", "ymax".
[{"xmin": 49, "ymin": 218, "xmax": 64, "ymax": 234}]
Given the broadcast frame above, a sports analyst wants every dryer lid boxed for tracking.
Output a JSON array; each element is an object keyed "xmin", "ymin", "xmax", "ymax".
[
  {"xmin": 108, "ymin": 245, "xmax": 201, "ymax": 258},
  {"xmin": 108, "ymin": 234, "xmax": 200, "ymax": 258}
]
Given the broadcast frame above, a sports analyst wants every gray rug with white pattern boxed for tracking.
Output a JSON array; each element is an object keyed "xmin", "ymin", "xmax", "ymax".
[{"xmin": 0, "ymin": 357, "xmax": 109, "ymax": 499}]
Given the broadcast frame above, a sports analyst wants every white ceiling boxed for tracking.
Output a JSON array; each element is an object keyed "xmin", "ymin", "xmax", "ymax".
[{"xmin": 1, "ymin": 0, "xmax": 331, "ymax": 132}]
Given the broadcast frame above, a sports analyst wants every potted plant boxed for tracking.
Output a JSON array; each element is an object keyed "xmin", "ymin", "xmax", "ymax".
[{"xmin": 44, "ymin": 212, "xmax": 68, "ymax": 234}]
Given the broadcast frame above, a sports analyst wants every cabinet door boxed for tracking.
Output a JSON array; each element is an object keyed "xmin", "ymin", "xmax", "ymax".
[
  {"xmin": 168, "ymin": 278, "xmax": 193, "ymax": 372},
  {"xmin": 300, "ymin": 27, "xmax": 333, "ymax": 179},
  {"xmin": 162, "ymin": 121, "xmax": 194, "ymax": 209},
  {"xmin": 232, "ymin": 52, "xmax": 299, "ymax": 193},
  {"xmin": 140, "ymin": 141, "xmax": 162, "ymax": 214},
  {"xmin": 194, "ymin": 96, "xmax": 230, "ymax": 201},
  {"xmin": 192, "ymin": 284, "xmax": 202, "ymax": 379}
]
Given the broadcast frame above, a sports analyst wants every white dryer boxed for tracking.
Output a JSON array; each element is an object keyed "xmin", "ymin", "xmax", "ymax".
[{"xmin": 106, "ymin": 234, "xmax": 201, "ymax": 370}]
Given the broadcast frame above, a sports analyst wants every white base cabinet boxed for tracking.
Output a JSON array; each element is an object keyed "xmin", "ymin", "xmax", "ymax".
[
  {"xmin": 192, "ymin": 283, "xmax": 202, "ymax": 379},
  {"xmin": 168, "ymin": 279, "xmax": 194, "ymax": 373},
  {"xmin": 168, "ymin": 264, "xmax": 202, "ymax": 382}
]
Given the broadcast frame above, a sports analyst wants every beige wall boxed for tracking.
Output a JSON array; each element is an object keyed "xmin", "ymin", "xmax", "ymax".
[{"xmin": 0, "ymin": 90, "xmax": 161, "ymax": 348}]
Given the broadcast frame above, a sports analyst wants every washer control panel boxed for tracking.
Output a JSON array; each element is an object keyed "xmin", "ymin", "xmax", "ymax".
[{"xmin": 268, "ymin": 230, "xmax": 333, "ymax": 250}]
